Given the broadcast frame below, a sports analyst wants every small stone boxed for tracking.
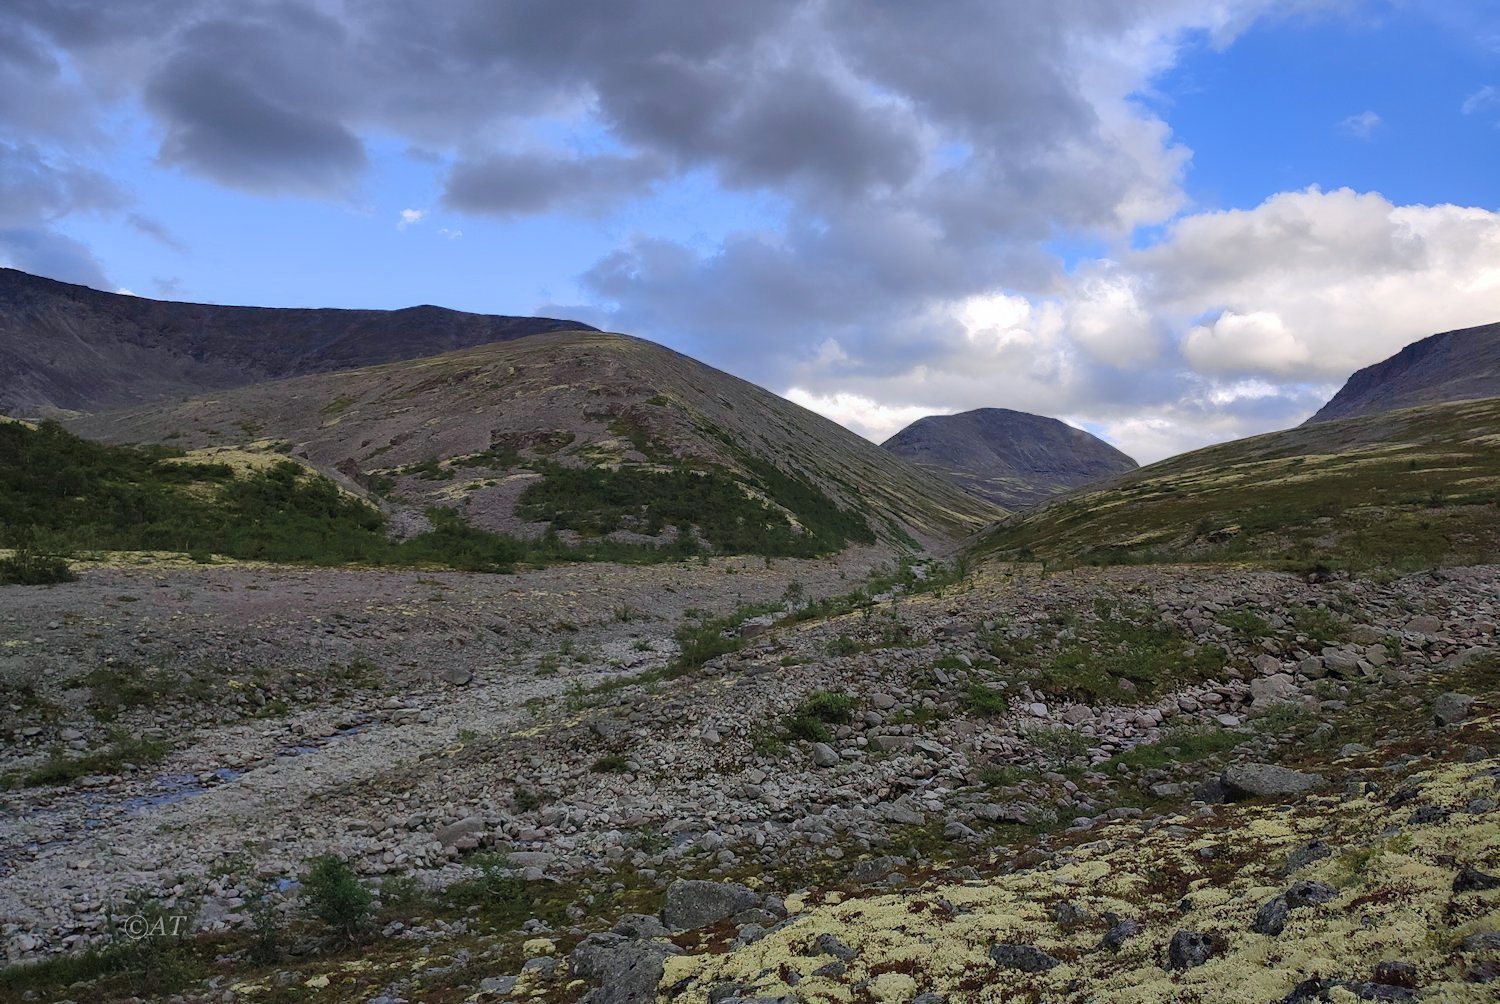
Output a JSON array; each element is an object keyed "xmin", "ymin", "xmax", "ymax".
[
  {"xmin": 1372, "ymin": 960, "xmax": 1419, "ymax": 989},
  {"xmin": 814, "ymin": 933, "xmax": 857, "ymax": 962},
  {"xmin": 1454, "ymin": 865, "xmax": 1500, "ymax": 893},
  {"xmin": 1285, "ymin": 880, "xmax": 1337, "ymax": 909},
  {"xmin": 441, "ymin": 665, "xmax": 473, "ymax": 686},
  {"xmin": 1100, "ymin": 917, "xmax": 1140, "ymax": 951},
  {"xmin": 810, "ymin": 742, "xmax": 839, "ymax": 768}
]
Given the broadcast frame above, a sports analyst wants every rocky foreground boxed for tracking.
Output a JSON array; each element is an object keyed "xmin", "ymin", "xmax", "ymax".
[{"xmin": 0, "ymin": 553, "xmax": 1497, "ymax": 1002}]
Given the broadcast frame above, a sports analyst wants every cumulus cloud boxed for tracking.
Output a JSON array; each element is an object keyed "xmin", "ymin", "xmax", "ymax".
[
  {"xmin": 444, "ymin": 151, "xmax": 664, "ymax": 217},
  {"xmin": 397, "ymin": 208, "xmax": 426, "ymax": 230}
]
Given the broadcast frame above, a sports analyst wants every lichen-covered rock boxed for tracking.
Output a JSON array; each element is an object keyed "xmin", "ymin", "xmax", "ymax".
[
  {"xmin": 1453, "ymin": 864, "xmax": 1500, "ymax": 893},
  {"xmin": 569, "ymin": 933, "xmax": 679, "ymax": 1004},
  {"xmin": 1252, "ymin": 895, "xmax": 1291, "ymax": 936},
  {"xmin": 663, "ymin": 880, "xmax": 762, "ymax": 931}
]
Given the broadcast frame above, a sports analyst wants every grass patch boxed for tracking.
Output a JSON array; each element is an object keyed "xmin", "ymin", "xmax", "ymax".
[
  {"xmin": 1107, "ymin": 726, "xmax": 1244, "ymax": 772},
  {"xmin": 960, "ymin": 682, "xmax": 1009, "ymax": 716},
  {"xmin": 1038, "ymin": 600, "xmax": 1225, "ymax": 702},
  {"xmin": 783, "ymin": 689, "xmax": 855, "ymax": 744},
  {"xmin": 11, "ymin": 731, "xmax": 168, "ymax": 788}
]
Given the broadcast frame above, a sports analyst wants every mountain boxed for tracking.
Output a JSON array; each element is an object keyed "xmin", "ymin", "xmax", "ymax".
[
  {"xmin": 976, "ymin": 395, "xmax": 1500, "ymax": 571},
  {"xmin": 0, "ymin": 267, "xmax": 593, "ymax": 416},
  {"xmin": 68, "ymin": 330, "xmax": 1003, "ymax": 550},
  {"xmin": 880, "ymin": 408, "xmax": 1138, "ymax": 508},
  {"xmin": 1307, "ymin": 320, "xmax": 1500, "ymax": 424}
]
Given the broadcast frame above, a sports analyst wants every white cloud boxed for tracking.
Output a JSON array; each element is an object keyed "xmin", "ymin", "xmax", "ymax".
[
  {"xmin": 437, "ymin": 227, "xmax": 463, "ymax": 239},
  {"xmin": 776, "ymin": 187, "xmax": 1500, "ymax": 463},
  {"xmin": 783, "ymin": 387, "xmax": 944, "ymax": 443},
  {"xmin": 396, "ymin": 208, "xmax": 426, "ymax": 230},
  {"xmin": 1462, "ymin": 85, "xmax": 1497, "ymax": 116},
  {"xmin": 1337, "ymin": 110, "xmax": 1381, "ymax": 139}
]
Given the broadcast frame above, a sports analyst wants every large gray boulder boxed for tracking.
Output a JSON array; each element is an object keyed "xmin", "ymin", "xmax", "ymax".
[
  {"xmin": 1222, "ymin": 763, "xmax": 1327, "ymax": 799},
  {"xmin": 1433, "ymin": 692, "xmax": 1474, "ymax": 726},
  {"xmin": 570, "ymin": 933, "xmax": 679, "ymax": 1004},
  {"xmin": 662, "ymin": 879, "xmax": 761, "ymax": 931}
]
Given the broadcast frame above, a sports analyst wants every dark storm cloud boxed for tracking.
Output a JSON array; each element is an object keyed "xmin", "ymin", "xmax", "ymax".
[
  {"xmin": 444, "ymin": 151, "xmax": 666, "ymax": 218},
  {"xmin": 0, "ymin": 227, "xmax": 110, "ymax": 288}
]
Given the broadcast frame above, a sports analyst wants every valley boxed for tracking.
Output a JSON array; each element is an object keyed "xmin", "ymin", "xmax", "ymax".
[{"xmin": 0, "ymin": 274, "xmax": 1496, "ymax": 1003}]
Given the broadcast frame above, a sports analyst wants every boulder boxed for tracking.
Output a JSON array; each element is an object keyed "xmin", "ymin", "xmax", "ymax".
[
  {"xmin": 1250, "ymin": 674, "xmax": 1299, "ymax": 706},
  {"xmin": 810, "ymin": 742, "xmax": 840, "ymax": 768},
  {"xmin": 662, "ymin": 880, "xmax": 761, "ymax": 931},
  {"xmin": 1433, "ymin": 692, "xmax": 1474, "ymax": 727},
  {"xmin": 1221, "ymin": 763, "xmax": 1327, "ymax": 799},
  {"xmin": 569, "ymin": 934, "xmax": 679, "ymax": 1004}
]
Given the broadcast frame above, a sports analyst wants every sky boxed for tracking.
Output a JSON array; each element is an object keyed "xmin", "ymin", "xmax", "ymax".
[{"xmin": 2, "ymin": 1, "xmax": 1498, "ymax": 463}]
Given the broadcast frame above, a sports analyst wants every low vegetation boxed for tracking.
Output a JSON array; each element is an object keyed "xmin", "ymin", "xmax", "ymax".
[{"xmin": 975, "ymin": 396, "xmax": 1500, "ymax": 572}]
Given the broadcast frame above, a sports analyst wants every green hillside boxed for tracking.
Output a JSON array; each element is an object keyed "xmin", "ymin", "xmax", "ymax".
[{"xmin": 975, "ymin": 396, "xmax": 1500, "ymax": 572}]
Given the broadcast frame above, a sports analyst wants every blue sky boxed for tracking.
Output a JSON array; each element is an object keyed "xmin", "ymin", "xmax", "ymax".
[{"xmin": 3, "ymin": 1, "xmax": 1498, "ymax": 461}]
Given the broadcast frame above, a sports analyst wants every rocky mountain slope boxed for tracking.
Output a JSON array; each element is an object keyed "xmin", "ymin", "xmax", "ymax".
[
  {"xmin": 0, "ymin": 267, "xmax": 592, "ymax": 416},
  {"xmin": 1308, "ymin": 320, "xmax": 1500, "ymax": 424},
  {"xmin": 882, "ymin": 408, "xmax": 1138, "ymax": 507},
  {"xmin": 67, "ymin": 331, "xmax": 1001, "ymax": 550},
  {"xmin": 978, "ymin": 395, "xmax": 1500, "ymax": 570}
]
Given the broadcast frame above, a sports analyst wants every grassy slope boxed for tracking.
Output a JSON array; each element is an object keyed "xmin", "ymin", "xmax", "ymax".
[
  {"xmin": 66, "ymin": 331, "xmax": 1001, "ymax": 549},
  {"xmin": 974, "ymin": 396, "xmax": 1500, "ymax": 572}
]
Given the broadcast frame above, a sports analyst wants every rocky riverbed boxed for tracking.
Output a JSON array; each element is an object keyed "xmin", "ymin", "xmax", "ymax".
[{"xmin": 1, "ymin": 555, "xmax": 1496, "ymax": 1002}]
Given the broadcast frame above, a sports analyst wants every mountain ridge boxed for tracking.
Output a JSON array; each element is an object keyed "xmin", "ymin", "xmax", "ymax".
[
  {"xmin": 0, "ymin": 267, "xmax": 594, "ymax": 417},
  {"xmin": 67, "ymin": 330, "xmax": 1003, "ymax": 550},
  {"xmin": 881, "ymin": 407, "xmax": 1138, "ymax": 508},
  {"xmin": 1307, "ymin": 320, "xmax": 1500, "ymax": 424}
]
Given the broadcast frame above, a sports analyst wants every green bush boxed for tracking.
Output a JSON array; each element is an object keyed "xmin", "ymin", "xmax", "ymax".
[
  {"xmin": 961, "ymin": 682, "xmax": 1009, "ymax": 716},
  {"xmin": 0, "ymin": 547, "xmax": 75, "ymax": 585},
  {"xmin": 591, "ymin": 753, "xmax": 629, "ymax": 773},
  {"xmin": 301, "ymin": 855, "xmax": 372, "ymax": 943}
]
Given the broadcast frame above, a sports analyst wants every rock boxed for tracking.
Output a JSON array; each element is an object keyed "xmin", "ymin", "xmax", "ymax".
[
  {"xmin": 878, "ymin": 800, "xmax": 925, "ymax": 826},
  {"xmin": 943, "ymin": 819, "xmax": 977, "ymax": 841},
  {"xmin": 988, "ymin": 942, "xmax": 1059, "ymax": 972},
  {"xmin": 1250, "ymin": 673, "xmax": 1299, "ymax": 705},
  {"xmin": 1221, "ymin": 763, "xmax": 1327, "ymax": 799},
  {"xmin": 569, "ymin": 934, "xmax": 679, "ymax": 1004},
  {"xmin": 810, "ymin": 743, "xmax": 839, "ymax": 768},
  {"xmin": 1052, "ymin": 901, "xmax": 1089, "ymax": 927},
  {"xmin": 1433, "ymin": 692, "xmax": 1474, "ymax": 726},
  {"xmin": 1251, "ymin": 895, "xmax": 1290, "ymax": 936},
  {"xmin": 1167, "ymin": 930, "xmax": 1216, "ymax": 970},
  {"xmin": 441, "ymin": 666, "xmax": 473, "ymax": 686},
  {"xmin": 870, "ymin": 693, "xmax": 897, "ymax": 710},
  {"xmin": 480, "ymin": 975, "xmax": 518, "ymax": 993},
  {"xmin": 1280, "ymin": 978, "xmax": 1415, "ymax": 1002},
  {"xmin": 972, "ymin": 803, "xmax": 1033, "ymax": 825},
  {"xmin": 1100, "ymin": 917, "xmax": 1140, "ymax": 951},
  {"xmin": 435, "ymin": 815, "xmax": 485, "ymax": 847},
  {"xmin": 1454, "ymin": 865, "xmax": 1500, "ymax": 893},
  {"xmin": 1286, "ymin": 840, "xmax": 1333, "ymax": 873},
  {"xmin": 1061, "ymin": 705, "xmax": 1095, "ymax": 726},
  {"xmin": 868, "ymin": 735, "xmax": 914, "ymax": 753},
  {"xmin": 662, "ymin": 880, "xmax": 760, "ymax": 930},
  {"xmin": 1285, "ymin": 880, "xmax": 1337, "ymax": 908},
  {"xmin": 912, "ymin": 996, "xmax": 947, "ymax": 1004},
  {"xmin": 1407, "ymin": 614, "xmax": 1442, "ymax": 635},
  {"xmin": 813, "ymin": 933, "xmax": 857, "ymax": 962},
  {"xmin": 1372, "ymin": 961, "xmax": 1419, "ymax": 989},
  {"xmin": 612, "ymin": 914, "xmax": 670, "ymax": 938}
]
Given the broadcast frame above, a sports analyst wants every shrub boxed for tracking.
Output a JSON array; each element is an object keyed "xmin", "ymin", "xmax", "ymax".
[
  {"xmin": 0, "ymin": 547, "xmax": 75, "ymax": 585},
  {"xmin": 591, "ymin": 753, "xmax": 630, "ymax": 773},
  {"xmin": 797, "ymin": 690, "xmax": 855, "ymax": 724},
  {"xmin": 961, "ymin": 682, "xmax": 1008, "ymax": 716},
  {"xmin": 301, "ymin": 855, "xmax": 372, "ymax": 943}
]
